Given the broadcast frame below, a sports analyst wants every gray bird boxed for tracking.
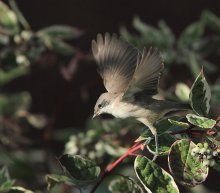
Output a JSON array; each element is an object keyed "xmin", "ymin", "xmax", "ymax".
[{"xmin": 92, "ymin": 33, "xmax": 189, "ymax": 160}]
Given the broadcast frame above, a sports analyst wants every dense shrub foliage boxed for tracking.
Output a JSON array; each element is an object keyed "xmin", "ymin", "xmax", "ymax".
[{"xmin": 0, "ymin": 1, "xmax": 219, "ymax": 193}]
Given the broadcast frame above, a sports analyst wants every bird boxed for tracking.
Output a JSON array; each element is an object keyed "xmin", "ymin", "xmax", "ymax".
[{"xmin": 92, "ymin": 33, "xmax": 189, "ymax": 160}]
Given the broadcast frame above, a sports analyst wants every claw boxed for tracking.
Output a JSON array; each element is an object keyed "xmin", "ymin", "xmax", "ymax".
[{"xmin": 144, "ymin": 137, "xmax": 153, "ymax": 145}]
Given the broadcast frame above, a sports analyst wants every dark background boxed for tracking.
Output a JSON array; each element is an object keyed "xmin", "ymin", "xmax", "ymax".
[{"xmin": 16, "ymin": 0, "xmax": 220, "ymax": 39}]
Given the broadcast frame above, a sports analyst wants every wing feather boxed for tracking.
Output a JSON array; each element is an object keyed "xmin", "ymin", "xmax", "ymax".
[
  {"xmin": 123, "ymin": 47, "xmax": 164, "ymax": 100},
  {"xmin": 92, "ymin": 33, "xmax": 139, "ymax": 93}
]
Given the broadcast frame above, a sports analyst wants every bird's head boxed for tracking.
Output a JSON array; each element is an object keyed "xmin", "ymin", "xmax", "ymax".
[{"xmin": 93, "ymin": 92, "xmax": 113, "ymax": 118}]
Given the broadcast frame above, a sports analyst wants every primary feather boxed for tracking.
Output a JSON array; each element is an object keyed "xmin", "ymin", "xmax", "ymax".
[
  {"xmin": 92, "ymin": 33, "xmax": 138, "ymax": 93},
  {"xmin": 123, "ymin": 47, "xmax": 164, "ymax": 100},
  {"xmin": 92, "ymin": 33, "xmax": 164, "ymax": 101}
]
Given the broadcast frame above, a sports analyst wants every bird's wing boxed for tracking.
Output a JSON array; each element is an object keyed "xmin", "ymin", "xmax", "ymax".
[
  {"xmin": 123, "ymin": 47, "xmax": 164, "ymax": 100},
  {"xmin": 92, "ymin": 33, "xmax": 139, "ymax": 93}
]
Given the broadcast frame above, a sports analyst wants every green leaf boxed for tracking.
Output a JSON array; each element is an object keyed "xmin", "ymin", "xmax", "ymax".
[
  {"xmin": 0, "ymin": 92, "xmax": 31, "ymax": 117},
  {"xmin": 9, "ymin": 0, "xmax": 30, "ymax": 30},
  {"xmin": 175, "ymin": 83, "xmax": 190, "ymax": 102},
  {"xmin": 186, "ymin": 52, "xmax": 202, "ymax": 78},
  {"xmin": 168, "ymin": 119, "xmax": 189, "ymax": 128},
  {"xmin": 0, "ymin": 67, "xmax": 29, "ymax": 86},
  {"xmin": 0, "ymin": 167, "xmax": 15, "ymax": 192},
  {"xmin": 40, "ymin": 35, "xmax": 75, "ymax": 55},
  {"xmin": 8, "ymin": 187, "xmax": 34, "ymax": 193},
  {"xmin": 38, "ymin": 25, "xmax": 83, "ymax": 40},
  {"xmin": 45, "ymin": 174, "xmax": 73, "ymax": 191},
  {"xmin": 132, "ymin": 16, "xmax": 162, "ymax": 46},
  {"xmin": 201, "ymin": 10, "xmax": 220, "ymax": 33},
  {"xmin": 178, "ymin": 22, "xmax": 204, "ymax": 49},
  {"xmin": 147, "ymin": 133, "xmax": 176, "ymax": 156},
  {"xmin": 155, "ymin": 117, "xmax": 187, "ymax": 134},
  {"xmin": 168, "ymin": 139, "xmax": 209, "ymax": 187},
  {"xmin": 134, "ymin": 118, "xmax": 186, "ymax": 142},
  {"xmin": 158, "ymin": 20, "xmax": 175, "ymax": 48},
  {"xmin": 109, "ymin": 176, "xmax": 143, "ymax": 193},
  {"xmin": 189, "ymin": 69, "xmax": 211, "ymax": 116},
  {"xmin": 155, "ymin": 119, "xmax": 175, "ymax": 134},
  {"xmin": 135, "ymin": 156, "xmax": 179, "ymax": 193},
  {"xmin": 58, "ymin": 154, "xmax": 100, "ymax": 186},
  {"xmin": 119, "ymin": 26, "xmax": 134, "ymax": 44},
  {"xmin": 0, "ymin": 1, "xmax": 19, "ymax": 34},
  {"xmin": 186, "ymin": 114, "xmax": 216, "ymax": 129}
]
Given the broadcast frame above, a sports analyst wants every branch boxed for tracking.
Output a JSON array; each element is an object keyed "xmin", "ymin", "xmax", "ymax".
[{"xmin": 89, "ymin": 142, "xmax": 144, "ymax": 193}]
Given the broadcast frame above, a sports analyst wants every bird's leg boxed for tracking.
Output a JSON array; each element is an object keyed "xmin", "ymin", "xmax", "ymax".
[
  {"xmin": 144, "ymin": 136, "xmax": 153, "ymax": 145},
  {"xmin": 147, "ymin": 124, "xmax": 159, "ymax": 161},
  {"xmin": 152, "ymin": 131, "xmax": 158, "ymax": 161},
  {"xmin": 137, "ymin": 118, "xmax": 159, "ymax": 161}
]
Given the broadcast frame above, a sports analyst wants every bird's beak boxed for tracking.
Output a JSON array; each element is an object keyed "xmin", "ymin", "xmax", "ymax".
[
  {"xmin": 92, "ymin": 114, "xmax": 96, "ymax": 119},
  {"xmin": 92, "ymin": 112, "xmax": 99, "ymax": 119}
]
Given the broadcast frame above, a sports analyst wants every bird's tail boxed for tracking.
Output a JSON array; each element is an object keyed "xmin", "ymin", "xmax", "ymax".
[
  {"xmin": 172, "ymin": 102, "xmax": 191, "ymax": 110},
  {"xmin": 165, "ymin": 102, "xmax": 191, "ymax": 113},
  {"xmin": 160, "ymin": 100, "xmax": 191, "ymax": 112}
]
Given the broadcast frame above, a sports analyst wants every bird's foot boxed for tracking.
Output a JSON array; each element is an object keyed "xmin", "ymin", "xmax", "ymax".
[
  {"xmin": 143, "ymin": 137, "xmax": 159, "ymax": 161},
  {"xmin": 143, "ymin": 137, "xmax": 153, "ymax": 145}
]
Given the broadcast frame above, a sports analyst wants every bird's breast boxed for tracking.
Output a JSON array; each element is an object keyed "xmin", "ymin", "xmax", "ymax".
[{"xmin": 111, "ymin": 101, "xmax": 147, "ymax": 119}]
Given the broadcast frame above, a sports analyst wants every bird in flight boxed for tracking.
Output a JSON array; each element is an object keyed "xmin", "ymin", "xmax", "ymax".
[{"xmin": 92, "ymin": 33, "xmax": 189, "ymax": 160}]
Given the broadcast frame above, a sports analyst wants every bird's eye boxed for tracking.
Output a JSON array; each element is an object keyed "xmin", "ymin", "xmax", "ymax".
[{"xmin": 98, "ymin": 104, "xmax": 102, "ymax": 108}]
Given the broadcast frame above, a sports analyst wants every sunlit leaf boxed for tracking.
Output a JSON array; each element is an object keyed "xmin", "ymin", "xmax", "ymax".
[
  {"xmin": 175, "ymin": 83, "xmax": 190, "ymax": 102},
  {"xmin": 168, "ymin": 119, "xmax": 189, "ymax": 128},
  {"xmin": 0, "ymin": 1, "xmax": 19, "ymax": 34},
  {"xmin": 135, "ymin": 156, "xmax": 179, "ymax": 193},
  {"xmin": 168, "ymin": 139, "xmax": 209, "ymax": 187},
  {"xmin": 186, "ymin": 114, "xmax": 216, "ymax": 129},
  {"xmin": 45, "ymin": 174, "xmax": 73, "ymax": 191},
  {"xmin": 9, "ymin": 0, "xmax": 30, "ymax": 30}
]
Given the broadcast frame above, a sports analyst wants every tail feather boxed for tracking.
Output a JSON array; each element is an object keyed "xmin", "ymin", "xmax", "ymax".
[
  {"xmin": 160, "ymin": 100, "xmax": 191, "ymax": 112},
  {"xmin": 173, "ymin": 102, "xmax": 191, "ymax": 110}
]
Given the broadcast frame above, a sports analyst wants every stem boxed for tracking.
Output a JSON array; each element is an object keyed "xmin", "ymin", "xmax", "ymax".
[
  {"xmin": 89, "ymin": 142, "xmax": 143, "ymax": 193},
  {"xmin": 106, "ymin": 143, "xmax": 143, "ymax": 172}
]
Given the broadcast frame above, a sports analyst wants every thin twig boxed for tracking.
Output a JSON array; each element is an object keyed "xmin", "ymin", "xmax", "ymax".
[{"xmin": 89, "ymin": 142, "xmax": 143, "ymax": 193}]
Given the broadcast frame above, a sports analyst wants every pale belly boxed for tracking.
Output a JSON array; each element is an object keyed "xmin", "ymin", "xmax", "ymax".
[{"xmin": 110, "ymin": 101, "xmax": 161, "ymax": 122}]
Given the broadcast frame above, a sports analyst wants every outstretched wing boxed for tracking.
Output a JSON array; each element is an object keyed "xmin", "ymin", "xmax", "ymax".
[
  {"xmin": 92, "ymin": 33, "xmax": 139, "ymax": 93},
  {"xmin": 123, "ymin": 47, "xmax": 164, "ymax": 100}
]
